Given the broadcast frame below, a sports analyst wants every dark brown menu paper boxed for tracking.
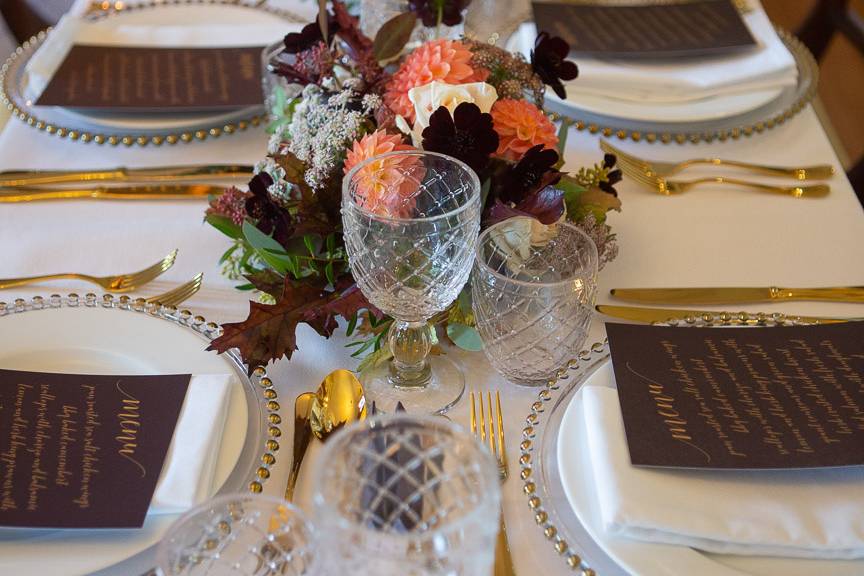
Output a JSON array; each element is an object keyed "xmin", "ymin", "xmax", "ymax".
[
  {"xmin": 532, "ymin": 0, "xmax": 756, "ymax": 59},
  {"xmin": 35, "ymin": 45, "xmax": 264, "ymax": 110},
  {"xmin": 0, "ymin": 369, "xmax": 190, "ymax": 528},
  {"xmin": 605, "ymin": 322, "xmax": 864, "ymax": 469}
]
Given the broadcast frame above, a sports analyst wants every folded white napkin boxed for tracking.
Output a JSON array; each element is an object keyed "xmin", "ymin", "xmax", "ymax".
[
  {"xmin": 149, "ymin": 373, "xmax": 233, "ymax": 515},
  {"xmin": 515, "ymin": 2, "xmax": 797, "ymax": 103},
  {"xmin": 582, "ymin": 385, "xmax": 864, "ymax": 559},
  {"xmin": 26, "ymin": 15, "xmax": 294, "ymax": 99}
]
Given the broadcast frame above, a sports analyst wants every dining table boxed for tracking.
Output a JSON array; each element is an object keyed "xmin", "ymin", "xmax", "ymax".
[{"xmin": 1, "ymin": 1, "xmax": 862, "ymax": 575}]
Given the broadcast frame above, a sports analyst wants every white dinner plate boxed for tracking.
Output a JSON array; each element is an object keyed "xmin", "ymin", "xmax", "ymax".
[
  {"xmin": 548, "ymin": 87, "xmax": 783, "ymax": 123},
  {"xmin": 0, "ymin": 300, "xmax": 273, "ymax": 576},
  {"xmin": 1, "ymin": 1, "xmax": 303, "ymax": 145},
  {"xmin": 555, "ymin": 360, "xmax": 864, "ymax": 576},
  {"xmin": 51, "ymin": 3, "xmax": 291, "ymax": 131},
  {"xmin": 506, "ymin": 23, "xmax": 784, "ymax": 124}
]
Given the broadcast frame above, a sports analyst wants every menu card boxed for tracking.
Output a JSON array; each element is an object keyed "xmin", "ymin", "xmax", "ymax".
[
  {"xmin": 606, "ymin": 322, "xmax": 864, "ymax": 469},
  {"xmin": 35, "ymin": 45, "xmax": 264, "ymax": 110},
  {"xmin": 532, "ymin": 0, "xmax": 756, "ymax": 59},
  {"xmin": 0, "ymin": 369, "xmax": 189, "ymax": 528}
]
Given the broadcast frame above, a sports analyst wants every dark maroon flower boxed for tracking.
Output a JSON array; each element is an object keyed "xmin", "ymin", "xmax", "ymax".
[
  {"xmin": 421, "ymin": 102, "xmax": 499, "ymax": 174},
  {"xmin": 485, "ymin": 185, "xmax": 565, "ymax": 226},
  {"xmin": 599, "ymin": 153, "xmax": 622, "ymax": 197},
  {"xmin": 245, "ymin": 172, "xmax": 294, "ymax": 247},
  {"xmin": 498, "ymin": 145, "xmax": 561, "ymax": 203},
  {"xmin": 283, "ymin": 14, "xmax": 339, "ymax": 54},
  {"xmin": 408, "ymin": 0, "xmax": 472, "ymax": 27},
  {"xmin": 485, "ymin": 145, "xmax": 565, "ymax": 225},
  {"xmin": 531, "ymin": 32, "xmax": 579, "ymax": 100}
]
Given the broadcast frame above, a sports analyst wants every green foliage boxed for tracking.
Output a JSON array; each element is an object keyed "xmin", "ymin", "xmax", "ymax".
[
  {"xmin": 266, "ymin": 86, "xmax": 299, "ymax": 135},
  {"xmin": 446, "ymin": 323, "xmax": 483, "ymax": 351},
  {"xmin": 206, "ymin": 214, "xmax": 242, "ymax": 239},
  {"xmin": 372, "ymin": 12, "xmax": 417, "ymax": 62}
]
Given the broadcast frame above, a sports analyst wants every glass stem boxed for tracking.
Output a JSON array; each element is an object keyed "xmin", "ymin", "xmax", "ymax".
[{"xmin": 387, "ymin": 320, "xmax": 433, "ymax": 389}]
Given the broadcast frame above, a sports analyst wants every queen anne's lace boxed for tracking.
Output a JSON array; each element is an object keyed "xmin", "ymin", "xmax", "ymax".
[{"xmin": 286, "ymin": 85, "xmax": 378, "ymax": 190}]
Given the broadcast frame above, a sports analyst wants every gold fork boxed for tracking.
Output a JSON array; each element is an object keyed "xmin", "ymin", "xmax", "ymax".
[
  {"xmin": 600, "ymin": 139, "xmax": 834, "ymax": 181},
  {"xmin": 145, "ymin": 273, "xmax": 204, "ymax": 307},
  {"xmin": 0, "ymin": 250, "xmax": 178, "ymax": 291},
  {"xmin": 617, "ymin": 158, "xmax": 831, "ymax": 198},
  {"xmin": 471, "ymin": 390, "xmax": 517, "ymax": 576}
]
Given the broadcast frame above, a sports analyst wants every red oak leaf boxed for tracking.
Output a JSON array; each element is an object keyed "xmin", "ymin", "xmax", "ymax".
[
  {"xmin": 208, "ymin": 277, "xmax": 383, "ymax": 371},
  {"xmin": 208, "ymin": 280, "xmax": 328, "ymax": 372}
]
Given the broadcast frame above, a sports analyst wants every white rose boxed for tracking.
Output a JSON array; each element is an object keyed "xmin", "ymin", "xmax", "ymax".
[{"xmin": 407, "ymin": 81, "xmax": 498, "ymax": 146}]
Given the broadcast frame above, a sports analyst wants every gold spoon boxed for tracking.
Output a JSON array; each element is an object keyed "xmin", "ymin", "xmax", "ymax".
[
  {"xmin": 283, "ymin": 369, "xmax": 367, "ymax": 502},
  {"xmin": 284, "ymin": 392, "xmax": 315, "ymax": 502},
  {"xmin": 309, "ymin": 368, "xmax": 367, "ymax": 441}
]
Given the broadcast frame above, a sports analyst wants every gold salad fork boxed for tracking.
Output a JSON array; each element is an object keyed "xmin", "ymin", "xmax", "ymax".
[
  {"xmin": 471, "ymin": 390, "xmax": 517, "ymax": 576},
  {"xmin": 617, "ymin": 158, "xmax": 831, "ymax": 198},
  {"xmin": 0, "ymin": 250, "xmax": 178, "ymax": 291},
  {"xmin": 600, "ymin": 139, "xmax": 834, "ymax": 181},
  {"xmin": 146, "ymin": 273, "xmax": 204, "ymax": 307}
]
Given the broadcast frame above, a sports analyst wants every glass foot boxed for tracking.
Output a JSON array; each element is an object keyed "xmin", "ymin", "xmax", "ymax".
[{"xmin": 360, "ymin": 354, "xmax": 465, "ymax": 414}]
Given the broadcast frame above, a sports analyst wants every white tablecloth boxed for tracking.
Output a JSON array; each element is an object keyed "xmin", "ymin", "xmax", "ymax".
[{"xmin": 1, "ymin": 2, "xmax": 863, "ymax": 574}]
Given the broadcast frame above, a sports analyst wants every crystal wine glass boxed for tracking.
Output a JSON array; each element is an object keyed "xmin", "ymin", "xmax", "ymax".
[
  {"xmin": 472, "ymin": 216, "xmax": 598, "ymax": 385},
  {"xmin": 156, "ymin": 494, "xmax": 315, "ymax": 576},
  {"xmin": 310, "ymin": 414, "xmax": 501, "ymax": 575},
  {"xmin": 342, "ymin": 150, "xmax": 481, "ymax": 413}
]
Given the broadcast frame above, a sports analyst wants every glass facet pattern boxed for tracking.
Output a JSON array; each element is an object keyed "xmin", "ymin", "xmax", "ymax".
[
  {"xmin": 342, "ymin": 151, "xmax": 481, "ymax": 323},
  {"xmin": 311, "ymin": 415, "xmax": 500, "ymax": 575},
  {"xmin": 157, "ymin": 494, "xmax": 315, "ymax": 576},
  {"xmin": 472, "ymin": 217, "xmax": 599, "ymax": 385}
]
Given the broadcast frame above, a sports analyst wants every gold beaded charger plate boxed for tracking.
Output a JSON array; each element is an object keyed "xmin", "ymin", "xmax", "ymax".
[
  {"xmin": 0, "ymin": 1, "xmax": 303, "ymax": 147},
  {"xmin": 0, "ymin": 295, "xmax": 279, "ymax": 576},
  {"xmin": 519, "ymin": 320, "xmax": 864, "ymax": 576},
  {"xmin": 506, "ymin": 26, "xmax": 817, "ymax": 144}
]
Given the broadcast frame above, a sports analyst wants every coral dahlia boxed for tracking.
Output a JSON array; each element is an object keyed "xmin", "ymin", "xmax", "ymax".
[
  {"xmin": 491, "ymin": 99, "xmax": 559, "ymax": 161},
  {"xmin": 384, "ymin": 39, "xmax": 488, "ymax": 122},
  {"xmin": 344, "ymin": 130, "xmax": 421, "ymax": 218}
]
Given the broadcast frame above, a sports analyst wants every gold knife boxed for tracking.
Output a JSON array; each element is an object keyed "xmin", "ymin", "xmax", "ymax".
[
  {"xmin": 0, "ymin": 164, "xmax": 253, "ymax": 187},
  {"xmin": 0, "ymin": 184, "xmax": 225, "ymax": 202},
  {"xmin": 596, "ymin": 304, "xmax": 859, "ymax": 325},
  {"xmin": 610, "ymin": 286, "xmax": 864, "ymax": 305}
]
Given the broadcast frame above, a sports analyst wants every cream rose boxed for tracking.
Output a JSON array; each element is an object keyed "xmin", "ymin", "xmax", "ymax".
[{"xmin": 407, "ymin": 81, "xmax": 498, "ymax": 146}]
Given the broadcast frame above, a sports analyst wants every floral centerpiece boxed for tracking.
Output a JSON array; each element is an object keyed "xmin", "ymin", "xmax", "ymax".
[{"xmin": 205, "ymin": 1, "xmax": 622, "ymax": 371}]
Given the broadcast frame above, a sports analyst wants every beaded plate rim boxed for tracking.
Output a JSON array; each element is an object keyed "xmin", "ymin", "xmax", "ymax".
[
  {"xmin": 0, "ymin": 292, "xmax": 281, "ymax": 497},
  {"xmin": 0, "ymin": 0, "xmax": 305, "ymax": 147},
  {"xmin": 520, "ymin": 312, "xmax": 818, "ymax": 574},
  {"xmin": 0, "ymin": 293, "xmax": 281, "ymax": 573}
]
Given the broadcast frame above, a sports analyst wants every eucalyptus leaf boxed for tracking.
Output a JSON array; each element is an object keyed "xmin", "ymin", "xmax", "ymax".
[
  {"xmin": 446, "ymin": 323, "xmax": 483, "ymax": 352},
  {"xmin": 373, "ymin": 12, "xmax": 417, "ymax": 62},
  {"xmin": 206, "ymin": 214, "xmax": 242, "ymax": 239},
  {"xmin": 242, "ymin": 221, "xmax": 291, "ymax": 275}
]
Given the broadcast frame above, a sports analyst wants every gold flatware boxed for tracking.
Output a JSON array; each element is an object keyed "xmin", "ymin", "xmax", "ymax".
[
  {"xmin": 309, "ymin": 369, "xmax": 367, "ymax": 439},
  {"xmin": 284, "ymin": 369, "xmax": 367, "ymax": 502},
  {"xmin": 595, "ymin": 304, "xmax": 860, "ymax": 325},
  {"xmin": 0, "ymin": 249, "xmax": 177, "ymax": 292},
  {"xmin": 600, "ymin": 139, "xmax": 834, "ymax": 181},
  {"xmin": 285, "ymin": 392, "xmax": 315, "ymax": 503},
  {"xmin": 617, "ymin": 158, "xmax": 830, "ymax": 198},
  {"xmin": 610, "ymin": 286, "xmax": 864, "ymax": 305},
  {"xmin": 0, "ymin": 164, "xmax": 254, "ymax": 188},
  {"xmin": 146, "ymin": 273, "xmax": 203, "ymax": 307},
  {"xmin": 471, "ymin": 389, "xmax": 517, "ymax": 576},
  {"xmin": 0, "ymin": 184, "xmax": 225, "ymax": 202}
]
